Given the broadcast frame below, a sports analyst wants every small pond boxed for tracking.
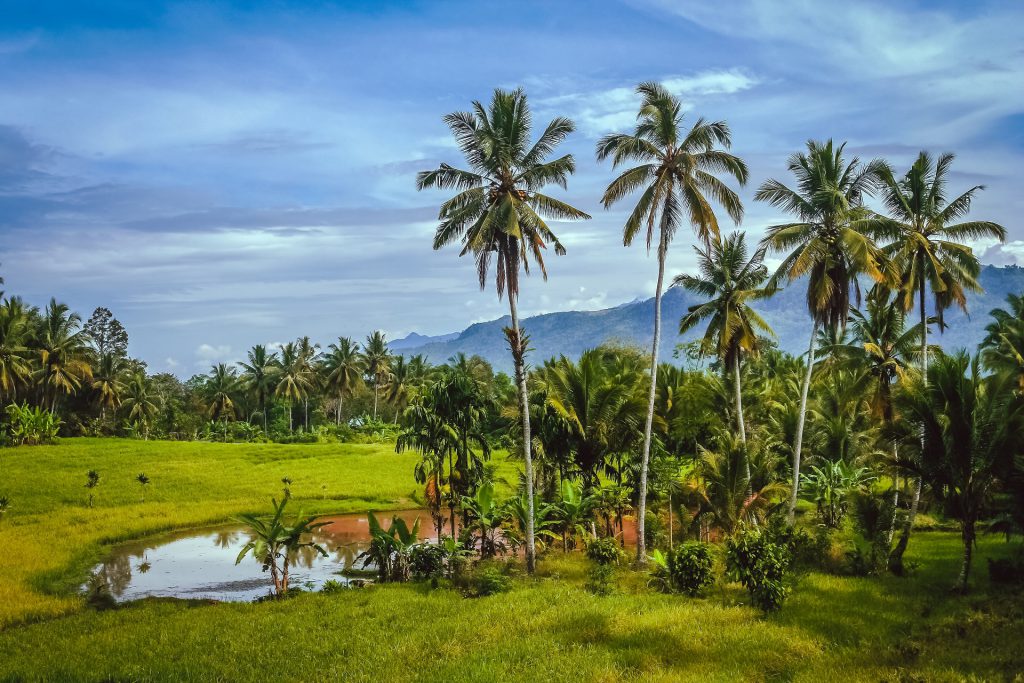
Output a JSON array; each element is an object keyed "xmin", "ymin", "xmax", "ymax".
[{"xmin": 87, "ymin": 509, "xmax": 437, "ymax": 603}]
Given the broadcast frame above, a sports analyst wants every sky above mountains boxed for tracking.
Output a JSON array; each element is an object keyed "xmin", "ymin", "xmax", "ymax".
[{"xmin": 1, "ymin": 0, "xmax": 1022, "ymax": 374}]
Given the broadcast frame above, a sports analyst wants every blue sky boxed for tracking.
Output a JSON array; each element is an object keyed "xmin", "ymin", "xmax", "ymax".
[{"xmin": 1, "ymin": 0, "xmax": 1022, "ymax": 374}]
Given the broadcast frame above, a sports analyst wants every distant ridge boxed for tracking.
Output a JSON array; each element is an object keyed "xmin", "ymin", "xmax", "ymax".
[{"xmin": 396, "ymin": 265, "xmax": 1024, "ymax": 373}]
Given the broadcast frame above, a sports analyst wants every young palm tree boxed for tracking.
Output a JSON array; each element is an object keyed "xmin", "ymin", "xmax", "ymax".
[
  {"xmin": 874, "ymin": 151, "xmax": 1006, "ymax": 564},
  {"xmin": 756, "ymin": 139, "xmax": 887, "ymax": 523},
  {"xmin": 595, "ymin": 82, "xmax": 747, "ymax": 564},
  {"xmin": 676, "ymin": 232, "xmax": 775, "ymax": 456},
  {"xmin": 417, "ymin": 87, "xmax": 590, "ymax": 573},
  {"xmin": 0, "ymin": 297, "xmax": 32, "ymax": 404},
  {"xmin": 981, "ymin": 293, "xmax": 1024, "ymax": 390},
  {"xmin": 206, "ymin": 363, "xmax": 239, "ymax": 439},
  {"xmin": 320, "ymin": 337, "xmax": 362, "ymax": 425},
  {"xmin": 122, "ymin": 371, "xmax": 157, "ymax": 440},
  {"xmin": 274, "ymin": 342, "xmax": 311, "ymax": 433},
  {"xmin": 892, "ymin": 352, "xmax": 1024, "ymax": 591},
  {"xmin": 34, "ymin": 298, "xmax": 93, "ymax": 412},
  {"xmin": 360, "ymin": 331, "xmax": 391, "ymax": 421},
  {"xmin": 239, "ymin": 344, "xmax": 278, "ymax": 434},
  {"xmin": 541, "ymin": 349, "xmax": 646, "ymax": 490},
  {"xmin": 91, "ymin": 352, "xmax": 126, "ymax": 421}
]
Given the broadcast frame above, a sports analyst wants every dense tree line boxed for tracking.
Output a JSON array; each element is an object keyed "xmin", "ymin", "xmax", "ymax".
[{"xmin": 3, "ymin": 83, "xmax": 1023, "ymax": 592}]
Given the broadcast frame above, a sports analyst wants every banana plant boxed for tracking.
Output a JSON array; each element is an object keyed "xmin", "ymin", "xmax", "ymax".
[
  {"xmin": 503, "ymin": 493, "xmax": 559, "ymax": 554},
  {"xmin": 461, "ymin": 482, "xmax": 509, "ymax": 558},
  {"xmin": 357, "ymin": 511, "xmax": 421, "ymax": 582},
  {"xmin": 235, "ymin": 497, "xmax": 329, "ymax": 597},
  {"xmin": 554, "ymin": 479, "xmax": 599, "ymax": 552}
]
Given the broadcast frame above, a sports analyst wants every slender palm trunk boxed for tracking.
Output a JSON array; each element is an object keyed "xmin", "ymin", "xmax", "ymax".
[
  {"xmin": 957, "ymin": 519, "xmax": 975, "ymax": 592},
  {"xmin": 668, "ymin": 498, "xmax": 674, "ymax": 551},
  {"xmin": 788, "ymin": 320, "xmax": 819, "ymax": 524},
  {"xmin": 304, "ymin": 399, "xmax": 309, "ymax": 430},
  {"xmin": 509, "ymin": 293, "xmax": 536, "ymax": 574},
  {"xmin": 288, "ymin": 403, "xmax": 293, "ymax": 433},
  {"xmin": 336, "ymin": 394, "xmax": 342, "ymax": 426},
  {"xmin": 733, "ymin": 354, "xmax": 751, "ymax": 493},
  {"xmin": 636, "ymin": 242, "xmax": 666, "ymax": 566},
  {"xmin": 892, "ymin": 284, "xmax": 928, "ymax": 572},
  {"xmin": 373, "ymin": 382, "xmax": 379, "ymax": 421}
]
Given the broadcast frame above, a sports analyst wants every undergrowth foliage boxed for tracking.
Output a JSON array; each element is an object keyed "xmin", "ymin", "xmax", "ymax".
[{"xmin": 725, "ymin": 527, "xmax": 793, "ymax": 612}]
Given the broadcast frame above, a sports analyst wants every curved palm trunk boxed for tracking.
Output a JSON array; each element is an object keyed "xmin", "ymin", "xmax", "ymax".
[
  {"xmin": 733, "ymin": 354, "xmax": 751, "ymax": 489},
  {"xmin": 636, "ymin": 243, "xmax": 666, "ymax": 566},
  {"xmin": 508, "ymin": 293, "xmax": 536, "ymax": 574},
  {"xmin": 788, "ymin": 320, "xmax": 819, "ymax": 524}
]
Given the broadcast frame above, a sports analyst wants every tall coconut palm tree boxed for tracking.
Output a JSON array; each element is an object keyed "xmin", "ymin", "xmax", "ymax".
[
  {"xmin": 417, "ymin": 87, "xmax": 590, "ymax": 573},
  {"xmin": 596, "ymin": 82, "xmax": 747, "ymax": 563},
  {"xmin": 295, "ymin": 336, "xmax": 320, "ymax": 430},
  {"xmin": 877, "ymin": 152, "xmax": 1006, "ymax": 374},
  {"xmin": 756, "ymin": 139, "xmax": 887, "ymax": 523},
  {"xmin": 874, "ymin": 151, "xmax": 1006, "ymax": 564},
  {"xmin": 122, "ymin": 371, "xmax": 157, "ymax": 440},
  {"xmin": 321, "ymin": 337, "xmax": 362, "ymax": 425},
  {"xmin": 360, "ymin": 331, "xmax": 391, "ymax": 421},
  {"xmin": 675, "ymin": 232, "xmax": 775, "ymax": 459},
  {"xmin": 239, "ymin": 344, "xmax": 278, "ymax": 434},
  {"xmin": 274, "ymin": 342, "xmax": 311, "ymax": 433},
  {"xmin": 34, "ymin": 298, "xmax": 93, "ymax": 412}
]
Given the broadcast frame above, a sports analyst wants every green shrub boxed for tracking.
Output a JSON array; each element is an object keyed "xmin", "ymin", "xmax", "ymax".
[
  {"xmin": 668, "ymin": 542, "xmax": 716, "ymax": 596},
  {"xmin": 725, "ymin": 528, "xmax": 793, "ymax": 612},
  {"xmin": 320, "ymin": 579, "xmax": 347, "ymax": 594},
  {"xmin": 586, "ymin": 537, "xmax": 623, "ymax": 566},
  {"xmin": 464, "ymin": 565, "xmax": 512, "ymax": 597},
  {"xmin": 4, "ymin": 403, "xmax": 61, "ymax": 446},
  {"xmin": 586, "ymin": 563, "xmax": 616, "ymax": 596},
  {"xmin": 764, "ymin": 515, "xmax": 831, "ymax": 573},
  {"xmin": 409, "ymin": 542, "xmax": 447, "ymax": 581},
  {"xmin": 0, "ymin": 495, "xmax": 10, "ymax": 520}
]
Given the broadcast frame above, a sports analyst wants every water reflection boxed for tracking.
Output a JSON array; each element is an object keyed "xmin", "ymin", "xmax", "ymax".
[{"xmin": 87, "ymin": 509, "xmax": 434, "ymax": 603}]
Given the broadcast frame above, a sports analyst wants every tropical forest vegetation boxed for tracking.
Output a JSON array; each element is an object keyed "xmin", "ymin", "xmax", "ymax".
[{"xmin": 1, "ymin": 84, "xmax": 1023, "ymax": 681}]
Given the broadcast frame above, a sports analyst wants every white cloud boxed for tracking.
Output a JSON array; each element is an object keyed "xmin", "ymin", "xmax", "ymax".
[
  {"xmin": 195, "ymin": 343, "xmax": 232, "ymax": 361},
  {"xmin": 981, "ymin": 241, "xmax": 1024, "ymax": 267},
  {"xmin": 536, "ymin": 69, "xmax": 759, "ymax": 137}
]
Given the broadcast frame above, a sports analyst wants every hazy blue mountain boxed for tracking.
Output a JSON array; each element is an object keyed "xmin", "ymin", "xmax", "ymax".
[
  {"xmin": 399, "ymin": 265, "xmax": 1024, "ymax": 373},
  {"xmin": 390, "ymin": 331, "xmax": 460, "ymax": 351}
]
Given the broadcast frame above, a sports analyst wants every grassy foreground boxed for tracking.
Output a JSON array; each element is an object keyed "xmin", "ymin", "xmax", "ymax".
[{"xmin": 0, "ymin": 439, "xmax": 1021, "ymax": 681}]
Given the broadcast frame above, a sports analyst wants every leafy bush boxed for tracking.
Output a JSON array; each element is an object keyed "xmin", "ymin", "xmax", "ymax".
[
  {"xmin": 409, "ymin": 542, "xmax": 447, "ymax": 580},
  {"xmin": 586, "ymin": 563, "xmax": 616, "ymax": 596},
  {"xmin": 4, "ymin": 403, "xmax": 61, "ymax": 446},
  {"xmin": 467, "ymin": 565, "xmax": 512, "ymax": 597},
  {"xmin": 668, "ymin": 542, "xmax": 716, "ymax": 596},
  {"xmin": 586, "ymin": 537, "xmax": 623, "ymax": 566},
  {"xmin": 764, "ymin": 515, "xmax": 831, "ymax": 574},
  {"xmin": 320, "ymin": 579, "xmax": 348, "ymax": 594},
  {"xmin": 725, "ymin": 528, "xmax": 793, "ymax": 612},
  {"xmin": 0, "ymin": 495, "xmax": 10, "ymax": 519}
]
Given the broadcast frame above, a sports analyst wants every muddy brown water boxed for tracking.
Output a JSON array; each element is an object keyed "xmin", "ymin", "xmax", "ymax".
[{"xmin": 87, "ymin": 509, "xmax": 438, "ymax": 603}]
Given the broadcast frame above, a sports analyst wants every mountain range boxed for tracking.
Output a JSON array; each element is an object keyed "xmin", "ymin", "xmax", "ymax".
[{"xmin": 393, "ymin": 265, "xmax": 1024, "ymax": 374}]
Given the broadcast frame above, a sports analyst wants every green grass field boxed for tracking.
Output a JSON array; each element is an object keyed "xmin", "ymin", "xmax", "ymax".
[{"xmin": 0, "ymin": 438, "xmax": 1021, "ymax": 681}]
